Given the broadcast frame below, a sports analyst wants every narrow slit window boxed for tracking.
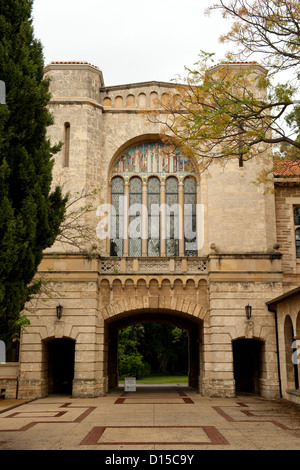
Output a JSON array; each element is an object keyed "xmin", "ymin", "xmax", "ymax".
[{"xmin": 63, "ymin": 122, "xmax": 70, "ymax": 167}]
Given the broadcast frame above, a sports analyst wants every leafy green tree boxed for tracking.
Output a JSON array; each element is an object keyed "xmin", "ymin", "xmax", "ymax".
[
  {"xmin": 0, "ymin": 0, "xmax": 67, "ymax": 342},
  {"xmin": 118, "ymin": 324, "xmax": 189, "ymax": 379},
  {"xmin": 118, "ymin": 326, "xmax": 150, "ymax": 379},
  {"xmin": 209, "ymin": 0, "xmax": 300, "ymax": 158},
  {"xmin": 153, "ymin": 1, "xmax": 300, "ymax": 174},
  {"xmin": 140, "ymin": 324, "xmax": 188, "ymax": 375}
]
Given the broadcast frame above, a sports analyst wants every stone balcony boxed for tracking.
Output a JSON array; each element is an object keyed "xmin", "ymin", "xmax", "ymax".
[
  {"xmin": 39, "ymin": 251, "xmax": 283, "ymax": 286},
  {"xmin": 99, "ymin": 257, "xmax": 208, "ymax": 275}
]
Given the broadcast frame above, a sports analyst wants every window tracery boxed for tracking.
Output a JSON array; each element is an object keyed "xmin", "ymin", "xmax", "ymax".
[
  {"xmin": 110, "ymin": 142, "xmax": 198, "ymax": 257},
  {"xmin": 112, "ymin": 142, "xmax": 195, "ymax": 179}
]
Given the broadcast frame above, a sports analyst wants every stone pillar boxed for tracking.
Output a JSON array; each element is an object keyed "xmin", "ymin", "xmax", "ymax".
[
  {"xmin": 72, "ymin": 324, "xmax": 106, "ymax": 398},
  {"xmin": 160, "ymin": 182, "xmax": 166, "ymax": 256},
  {"xmin": 107, "ymin": 324, "xmax": 119, "ymax": 390},
  {"xmin": 142, "ymin": 181, "xmax": 148, "ymax": 256},
  {"xmin": 189, "ymin": 326, "xmax": 200, "ymax": 388},
  {"xmin": 178, "ymin": 182, "xmax": 184, "ymax": 256},
  {"xmin": 197, "ymin": 181, "xmax": 202, "ymax": 256},
  {"xmin": 123, "ymin": 182, "xmax": 129, "ymax": 257},
  {"xmin": 106, "ymin": 182, "xmax": 112, "ymax": 256},
  {"xmin": 18, "ymin": 335, "xmax": 48, "ymax": 399}
]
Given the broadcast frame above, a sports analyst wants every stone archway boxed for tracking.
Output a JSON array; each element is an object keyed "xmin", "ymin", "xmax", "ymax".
[
  {"xmin": 104, "ymin": 308, "xmax": 203, "ymax": 393},
  {"xmin": 99, "ymin": 275, "xmax": 208, "ymax": 395}
]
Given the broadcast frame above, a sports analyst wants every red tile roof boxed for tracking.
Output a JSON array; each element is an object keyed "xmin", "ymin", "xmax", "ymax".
[
  {"xmin": 209, "ymin": 61, "xmax": 259, "ymax": 70},
  {"xmin": 274, "ymin": 160, "xmax": 300, "ymax": 176},
  {"xmin": 50, "ymin": 61, "xmax": 100, "ymax": 70}
]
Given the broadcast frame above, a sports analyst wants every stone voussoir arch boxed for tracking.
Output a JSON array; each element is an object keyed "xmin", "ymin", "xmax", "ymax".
[
  {"xmin": 101, "ymin": 295, "xmax": 208, "ymax": 322},
  {"xmin": 39, "ymin": 327, "xmax": 79, "ymax": 342}
]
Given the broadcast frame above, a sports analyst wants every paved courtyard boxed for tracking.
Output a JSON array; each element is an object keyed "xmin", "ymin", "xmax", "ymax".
[{"xmin": 0, "ymin": 385, "xmax": 300, "ymax": 451}]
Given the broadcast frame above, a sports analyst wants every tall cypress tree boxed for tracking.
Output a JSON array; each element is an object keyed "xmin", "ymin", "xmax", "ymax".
[{"xmin": 0, "ymin": 0, "xmax": 67, "ymax": 342}]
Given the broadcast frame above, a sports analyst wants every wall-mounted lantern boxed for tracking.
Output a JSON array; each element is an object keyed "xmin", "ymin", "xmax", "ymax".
[
  {"xmin": 56, "ymin": 304, "xmax": 63, "ymax": 320},
  {"xmin": 245, "ymin": 304, "xmax": 252, "ymax": 320}
]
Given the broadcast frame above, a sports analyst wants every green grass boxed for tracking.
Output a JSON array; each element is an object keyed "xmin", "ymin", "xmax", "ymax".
[{"xmin": 119, "ymin": 375, "xmax": 188, "ymax": 384}]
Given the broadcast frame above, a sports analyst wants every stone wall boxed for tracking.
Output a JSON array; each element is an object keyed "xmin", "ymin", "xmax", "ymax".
[
  {"xmin": 267, "ymin": 289, "xmax": 300, "ymax": 405},
  {"xmin": 44, "ymin": 61, "xmax": 279, "ymax": 258},
  {"xmin": 16, "ymin": 61, "xmax": 298, "ymax": 400},
  {"xmin": 205, "ymin": 159, "xmax": 277, "ymax": 254},
  {"xmin": 0, "ymin": 364, "xmax": 19, "ymax": 399}
]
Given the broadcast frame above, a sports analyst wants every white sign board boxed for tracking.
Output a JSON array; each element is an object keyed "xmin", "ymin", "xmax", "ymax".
[
  {"xmin": 124, "ymin": 377, "xmax": 136, "ymax": 392},
  {"xmin": 0, "ymin": 341, "xmax": 6, "ymax": 364},
  {"xmin": 0, "ymin": 81, "xmax": 6, "ymax": 105}
]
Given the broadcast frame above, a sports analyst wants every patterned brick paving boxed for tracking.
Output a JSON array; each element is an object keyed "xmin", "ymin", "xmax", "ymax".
[
  {"xmin": 115, "ymin": 388, "xmax": 194, "ymax": 405},
  {"xmin": 80, "ymin": 425, "xmax": 229, "ymax": 446},
  {"xmin": 213, "ymin": 402, "xmax": 300, "ymax": 431},
  {"xmin": 0, "ymin": 388, "xmax": 299, "ymax": 449}
]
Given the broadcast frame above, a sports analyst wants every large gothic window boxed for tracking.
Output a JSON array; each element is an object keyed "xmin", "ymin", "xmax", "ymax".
[{"xmin": 110, "ymin": 142, "xmax": 198, "ymax": 257}]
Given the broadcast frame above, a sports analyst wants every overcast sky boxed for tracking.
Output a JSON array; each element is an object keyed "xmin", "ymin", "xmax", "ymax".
[{"xmin": 32, "ymin": 0, "xmax": 232, "ymax": 86}]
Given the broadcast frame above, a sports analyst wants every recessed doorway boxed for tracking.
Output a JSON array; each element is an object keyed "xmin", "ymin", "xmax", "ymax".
[
  {"xmin": 233, "ymin": 338, "xmax": 264, "ymax": 395},
  {"xmin": 47, "ymin": 338, "xmax": 75, "ymax": 395}
]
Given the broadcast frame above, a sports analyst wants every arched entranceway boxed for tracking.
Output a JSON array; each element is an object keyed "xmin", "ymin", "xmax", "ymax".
[
  {"xmin": 46, "ymin": 338, "xmax": 75, "ymax": 395},
  {"xmin": 232, "ymin": 338, "xmax": 264, "ymax": 395},
  {"xmin": 105, "ymin": 310, "xmax": 202, "ymax": 391}
]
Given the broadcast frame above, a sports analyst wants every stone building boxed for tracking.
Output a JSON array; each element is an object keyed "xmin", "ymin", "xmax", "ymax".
[{"xmin": 1, "ymin": 61, "xmax": 300, "ymax": 403}]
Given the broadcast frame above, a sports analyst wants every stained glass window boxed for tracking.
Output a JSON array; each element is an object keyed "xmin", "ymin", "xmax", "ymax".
[
  {"xmin": 110, "ymin": 177, "xmax": 124, "ymax": 256},
  {"xmin": 129, "ymin": 177, "xmax": 142, "ymax": 256},
  {"xmin": 166, "ymin": 177, "xmax": 179, "ymax": 256},
  {"xmin": 296, "ymin": 228, "xmax": 300, "ymax": 258},
  {"xmin": 110, "ymin": 142, "xmax": 198, "ymax": 258},
  {"xmin": 112, "ymin": 142, "xmax": 195, "ymax": 176},
  {"xmin": 294, "ymin": 208, "xmax": 300, "ymax": 258},
  {"xmin": 184, "ymin": 177, "xmax": 197, "ymax": 256},
  {"xmin": 148, "ymin": 177, "xmax": 160, "ymax": 256},
  {"xmin": 294, "ymin": 207, "xmax": 300, "ymax": 226}
]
